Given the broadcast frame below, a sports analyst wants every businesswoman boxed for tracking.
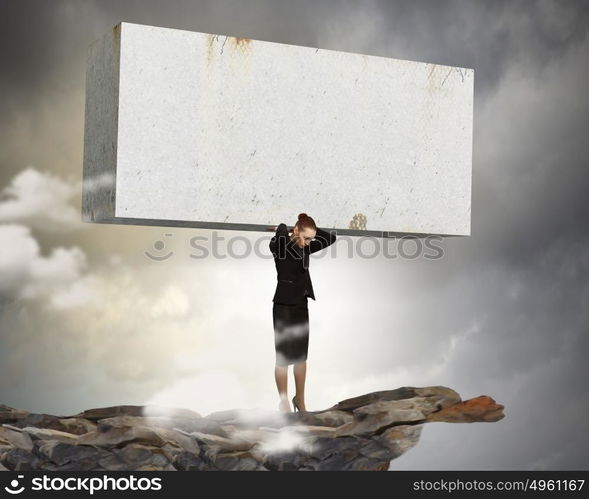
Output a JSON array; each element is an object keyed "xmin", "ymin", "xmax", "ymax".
[{"xmin": 269, "ymin": 213, "xmax": 337, "ymax": 413}]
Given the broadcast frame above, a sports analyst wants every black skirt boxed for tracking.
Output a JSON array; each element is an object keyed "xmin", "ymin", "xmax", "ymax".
[{"xmin": 272, "ymin": 299, "xmax": 309, "ymax": 366}]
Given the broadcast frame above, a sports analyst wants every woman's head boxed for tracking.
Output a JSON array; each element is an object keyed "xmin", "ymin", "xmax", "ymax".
[{"xmin": 292, "ymin": 213, "xmax": 317, "ymax": 248}]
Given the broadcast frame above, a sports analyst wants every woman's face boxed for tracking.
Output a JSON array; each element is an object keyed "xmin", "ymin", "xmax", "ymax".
[{"xmin": 292, "ymin": 226, "xmax": 317, "ymax": 248}]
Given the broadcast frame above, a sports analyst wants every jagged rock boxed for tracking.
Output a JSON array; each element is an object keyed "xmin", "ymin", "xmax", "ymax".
[
  {"xmin": 372, "ymin": 424, "xmax": 423, "ymax": 458},
  {"xmin": 0, "ymin": 405, "xmax": 30, "ymax": 424},
  {"xmin": 36, "ymin": 440, "xmax": 110, "ymax": 467},
  {"xmin": 334, "ymin": 397, "xmax": 438, "ymax": 437},
  {"xmin": 222, "ymin": 428, "xmax": 274, "ymax": 446},
  {"xmin": 69, "ymin": 405, "xmax": 201, "ymax": 421},
  {"xmin": 279, "ymin": 424, "xmax": 338, "ymax": 438},
  {"xmin": 172, "ymin": 450, "xmax": 208, "ymax": 471},
  {"xmin": 326, "ymin": 386, "xmax": 461, "ymax": 412},
  {"xmin": 298, "ymin": 409, "xmax": 354, "ymax": 427},
  {"xmin": 175, "ymin": 429, "xmax": 254, "ymax": 452},
  {"xmin": 97, "ymin": 415, "xmax": 227, "ymax": 437},
  {"xmin": 17, "ymin": 413, "xmax": 64, "ymax": 430},
  {"xmin": 111, "ymin": 443, "xmax": 171, "ymax": 469},
  {"xmin": 0, "ymin": 426, "xmax": 33, "ymax": 450},
  {"xmin": 1, "ymin": 448, "xmax": 40, "ymax": 470},
  {"xmin": 205, "ymin": 408, "xmax": 295, "ymax": 429},
  {"xmin": 18, "ymin": 427, "xmax": 79, "ymax": 444},
  {"xmin": 201, "ymin": 445, "xmax": 265, "ymax": 471},
  {"xmin": 76, "ymin": 425, "xmax": 165, "ymax": 448},
  {"xmin": 76, "ymin": 425, "xmax": 200, "ymax": 455},
  {"xmin": 425, "ymin": 395, "xmax": 504, "ymax": 423},
  {"xmin": 5, "ymin": 411, "xmax": 97, "ymax": 435},
  {"xmin": 0, "ymin": 386, "xmax": 504, "ymax": 471},
  {"xmin": 56, "ymin": 418, "xmax": 97, "ymax": 435},
  {"xmin": 157, "ymin": 442, "xmax": 190, "ymax": 462}
]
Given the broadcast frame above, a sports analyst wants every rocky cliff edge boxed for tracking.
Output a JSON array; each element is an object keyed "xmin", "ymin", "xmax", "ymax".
[{"xmin": 0, "ymin": 386, "xmax": 504, "ymax": 471}]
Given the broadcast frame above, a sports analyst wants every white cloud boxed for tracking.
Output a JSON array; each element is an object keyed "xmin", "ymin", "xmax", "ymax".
[
  {"xmin": 0, "ymin": 224, "xmax": 40, "ymax": 293},
  {"xmin": 48, "ymin": 274, "xmax": 101, "ymax": 309},
  {"xmin": 0, "ymin": 224, "xmax": 88, "ymax": 303},
  {"xmin": 149, "ymin": 284, "xmax": 191, "ymax": 319},
  {"xmin": 0, "ymin": 167, "xmax": 86, "ymax": 233},
  {"xmin": 257, "ymin": 427, "xmax": 312, "ymax": 455},
  {"xmin": 81, "ymin": 171, "xmax": 115, "ymax": 195}
]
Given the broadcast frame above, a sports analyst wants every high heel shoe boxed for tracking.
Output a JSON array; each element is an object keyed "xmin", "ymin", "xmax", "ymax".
[{"xmin": 292, "ymin": 396, "xmax": 300, "ymax": 412}]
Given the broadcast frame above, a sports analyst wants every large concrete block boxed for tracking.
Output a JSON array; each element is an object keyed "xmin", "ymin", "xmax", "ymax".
[{"xmin": 82, "ymin": 22, "xmax": 473, "ymax": 237}]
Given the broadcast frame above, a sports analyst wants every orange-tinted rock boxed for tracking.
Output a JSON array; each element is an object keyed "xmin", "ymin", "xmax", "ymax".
[{"xmin": 425, "ymin": 395, "xmax": 505, "ymax": 423}]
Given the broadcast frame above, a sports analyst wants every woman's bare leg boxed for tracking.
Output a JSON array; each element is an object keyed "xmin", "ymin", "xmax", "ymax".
[
  {"xmin": 293, "ymin": 361, "xmax": 307, "ymax": 411},
  {"xmin": 274, "ymin": 365, "xmax": 290, "ymax": 412}
]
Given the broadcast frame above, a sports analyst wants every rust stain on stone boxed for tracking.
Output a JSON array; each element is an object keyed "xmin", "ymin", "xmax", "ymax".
[
  {"xmin": 206, "ymin": 33, "xmax": 217, "ymax": 67},
  {"xmin": 233, "ymin": 37, "xmax": 252, "ymax": 47},
  {"xmin": 228, "ymin": 36, "xmax": 253, "ymax": 57},
  {"xmin": 205, "ymin": 34, "xmax": 253, "ymax": 72}
]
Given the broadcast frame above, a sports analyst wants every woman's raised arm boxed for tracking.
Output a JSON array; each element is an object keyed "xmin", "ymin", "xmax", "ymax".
[{"xmin": 309, "ymin": 226, "xmax": 337, "ymax": 254}]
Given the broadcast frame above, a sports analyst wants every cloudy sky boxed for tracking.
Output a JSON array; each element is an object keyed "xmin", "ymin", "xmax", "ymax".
[{"xmin": 1, "ymin": 0, "xmax": 588, "ymax": 470}]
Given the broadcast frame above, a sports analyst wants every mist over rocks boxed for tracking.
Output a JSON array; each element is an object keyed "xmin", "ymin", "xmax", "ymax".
[{"xmin": 0, "ymin": 386, "xmax": 504, "ymax": 471}]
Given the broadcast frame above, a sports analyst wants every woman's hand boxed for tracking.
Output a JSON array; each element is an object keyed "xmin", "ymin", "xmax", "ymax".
[{"xmin": 270, "ymin": 223, "xmax": 291, "ymax": 232}]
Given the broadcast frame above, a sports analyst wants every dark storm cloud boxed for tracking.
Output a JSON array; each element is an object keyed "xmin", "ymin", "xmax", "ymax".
[
  {"xmin": 372, "ymin": 0, "xmax": 589, "ymax": 97},
  {"xmin": 0, "ymin": 0, "xmax": 99, "ymax": 114}
]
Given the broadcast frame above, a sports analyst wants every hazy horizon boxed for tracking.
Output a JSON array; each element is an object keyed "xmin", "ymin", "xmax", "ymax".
[{"xmin": 1, "ymin": 0, "xmax": 588, "ymax": 470}]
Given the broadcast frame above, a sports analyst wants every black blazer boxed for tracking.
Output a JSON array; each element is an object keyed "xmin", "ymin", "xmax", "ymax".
[{"xmin": 269, "ymin": 223, "xmax": 337, "ymax": 305}]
